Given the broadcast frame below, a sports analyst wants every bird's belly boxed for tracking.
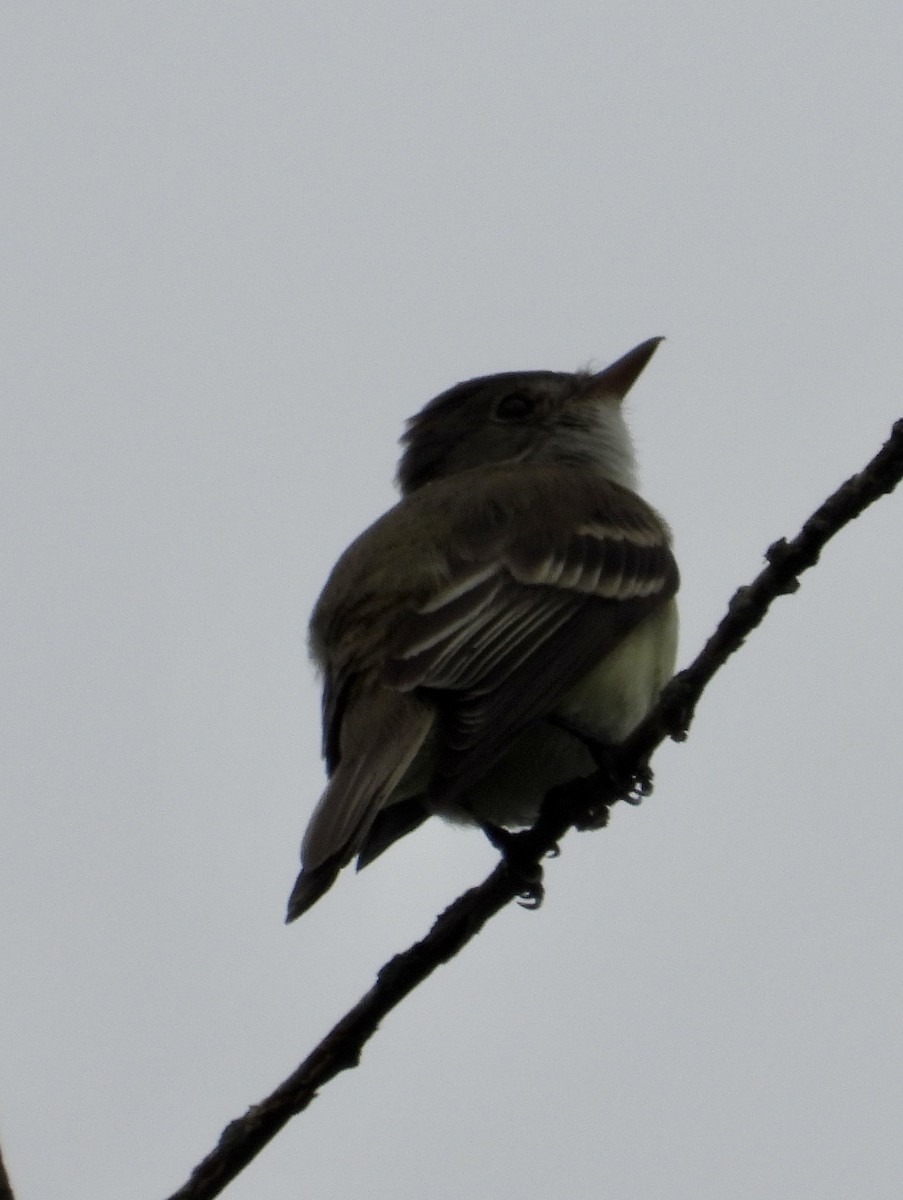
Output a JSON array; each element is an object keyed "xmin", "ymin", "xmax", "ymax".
[
  {"xmin": 437, "ymin": 723, "xmax": 597, "ymax": 827},
  {"xmin": 556, "ymin": 598, "xmax": 678, "ymax": 743},
  {"xmin": 432, "ymin": 599, "xmax": 678, "ymax": 828}
]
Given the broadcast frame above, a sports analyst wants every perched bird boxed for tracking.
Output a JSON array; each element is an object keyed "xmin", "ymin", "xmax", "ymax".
[{"xmin": 287, "ymin": 338, "xmax": 678, "ymax": 921}]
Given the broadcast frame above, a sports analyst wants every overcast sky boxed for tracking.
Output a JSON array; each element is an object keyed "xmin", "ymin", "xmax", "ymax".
[{"xmin": 3, "ymin": 4, "xmax": 902, "ymax": 1198}]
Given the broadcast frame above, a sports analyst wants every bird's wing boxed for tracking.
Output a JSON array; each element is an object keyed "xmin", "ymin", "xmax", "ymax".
[{"xmin": 382, "ymin": 471, "xmax": 677, "ymax": 799}]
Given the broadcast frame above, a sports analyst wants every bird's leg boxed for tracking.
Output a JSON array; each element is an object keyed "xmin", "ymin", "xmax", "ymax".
[
  {"xmin": 478, "ymin": 822, "xmax": 546, "ymax": 909},
  {"xmin": 545, "ymin": 715, "xmax": 654, "ymax": 827}
]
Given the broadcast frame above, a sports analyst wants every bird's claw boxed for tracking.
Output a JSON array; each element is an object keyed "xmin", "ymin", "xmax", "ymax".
[
  {"xmin": 625, "ymin": 763, "xmax": 654, "ymax": 804},
  {"xmin": 516, "ymin": 877, "xmax": 545, "ymax": 909},
  {"xmin": 547, "ymin": 716, "xmax": 654, "ymax": 809},
  {"xmin": 480, "ymin": 823, "xmax": 546, "ymax": 911}
]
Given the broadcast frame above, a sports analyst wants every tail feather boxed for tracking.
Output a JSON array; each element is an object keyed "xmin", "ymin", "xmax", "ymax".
[
  {"xmin": 285, "ymin": 853, "xmax": 343, "ymax": 922},
  {"xmin": 286, "ymin": 686, "xmax": 434, "ymax": 922},
  {"xmin": 355, "ymin": 797, "xmax": 431, "ymax": 870}
]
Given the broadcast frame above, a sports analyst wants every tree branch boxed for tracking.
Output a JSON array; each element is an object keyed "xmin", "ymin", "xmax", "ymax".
[
  {"xmin": 0, "ymin": 1137, "xmax": 17, "ymax": 1200},
  {"xmin": 163, "ymin": 419, "xmax": 903, "ymax": 1200},
  {"xmin": 628, "ymin": 415, "xmax": 903, "ymax": 760}
]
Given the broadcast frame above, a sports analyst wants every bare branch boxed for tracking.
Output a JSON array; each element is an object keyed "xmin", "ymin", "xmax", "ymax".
[
  {"xmin": 164, "ymin": 869, "xmax": 516, "ymax": 1200},
  {"xmin": 164, "ymin": 419, "xmax": 903, "ymax": 1200},
  {"xmin": 0, "ymin": 1137, "xmax": 17, "ymax": 1200},
  {"xmin": 626, "ymin": 416, "xmax": 903, "ymax": 759}
]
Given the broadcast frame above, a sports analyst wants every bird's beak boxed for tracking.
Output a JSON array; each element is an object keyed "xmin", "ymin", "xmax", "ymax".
[{"xmin": 585, "ymin": 337, "xmax": 664, "ymax": 402}]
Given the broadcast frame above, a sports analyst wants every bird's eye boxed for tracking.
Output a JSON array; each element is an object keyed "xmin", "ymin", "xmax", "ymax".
[{"xmin": 494, "ymin": 391, "xmax": 535, "ymax": 421}]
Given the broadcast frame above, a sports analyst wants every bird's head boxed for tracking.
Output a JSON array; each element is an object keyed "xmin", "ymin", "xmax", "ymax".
[{"xmin": 396, "ymin": 337, "xmax": 663, "ymax": 495}]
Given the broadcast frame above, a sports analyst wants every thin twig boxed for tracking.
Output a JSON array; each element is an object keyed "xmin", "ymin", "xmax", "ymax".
[
  {"xmin": 0, "ymin": 1138, "xmax": 17, "ymax": 1200},
  {"xmin": 164, "ymin": 418, "xmax": 903, "ymax": 1200},
  {"xmin": 624, "ymin": 415, "xmax": 903, "ymax": 760}
]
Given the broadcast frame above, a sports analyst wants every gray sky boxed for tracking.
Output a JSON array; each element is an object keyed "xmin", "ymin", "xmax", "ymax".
[{"xmin": 3, "ymin": 3, "xmax": 902, "ymax": 1198}]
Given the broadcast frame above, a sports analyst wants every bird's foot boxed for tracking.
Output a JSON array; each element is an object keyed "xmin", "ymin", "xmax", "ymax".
[
  {"xmin": 547, "ymin": 716, "xmax": 655, "ymax": 823},
  {"xmin": 571, "ymin": 763, "xmax": 653, "ymax": 828},
  {"xmin": 480, "ymin": 822, "xmax": 547, "ymax": 909}
]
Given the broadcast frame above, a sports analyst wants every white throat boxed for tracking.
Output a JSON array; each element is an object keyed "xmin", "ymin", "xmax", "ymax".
[{"xmin": 542, "ymin": 402, "xmax": 639, "ymax": 492}]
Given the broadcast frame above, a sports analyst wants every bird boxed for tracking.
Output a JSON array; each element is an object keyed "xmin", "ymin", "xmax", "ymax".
[{"xmin": 286, "ymin": 337, "xmax": 678, "ymax": 921}]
